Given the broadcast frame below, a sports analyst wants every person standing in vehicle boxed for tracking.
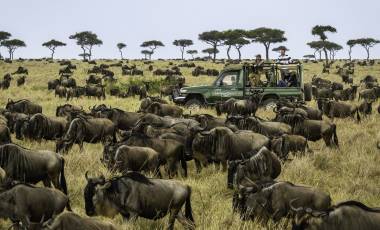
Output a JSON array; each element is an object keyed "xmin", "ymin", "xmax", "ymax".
[
  {"xmin": 276, "ymin": 47, "xmax": 292, "ymax": 64},
  {"xmin": 249, "ymin": 54, "xmax": 264, "ymax": 86}
]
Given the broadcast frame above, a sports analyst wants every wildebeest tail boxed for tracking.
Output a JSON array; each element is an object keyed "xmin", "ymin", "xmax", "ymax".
[
  {"xmin": 185, "ymin": 186, "xmax": 194, "ymax": 223},
  {"xmin": 356, "ymin": 109, "xmax": 361, "ymax": 122},
  {"xmin": 60, "ymin": 158, "xmax": 68, "ymax": 195},
  {"xmin": 332, "ymin": 124, "xmax": 339, "ymax": 147}
]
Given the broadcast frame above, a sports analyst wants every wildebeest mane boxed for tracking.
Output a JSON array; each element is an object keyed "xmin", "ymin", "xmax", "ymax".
[
  {"xmin": 0, "ymin": 144, "xmax": 35, "ymax": 181},
  {"xmin": 333, "ymin": 200, "xmax": 380, "ymax": 213}
]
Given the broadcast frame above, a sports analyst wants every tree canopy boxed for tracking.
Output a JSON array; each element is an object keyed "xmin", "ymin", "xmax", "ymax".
[
  {"xmin": 199, "ymin": 30, "xmax": 224, "ymax": 62},
  {"xmin": 117, "ymin": 42, "xmax": 127, "ymax": 59},
  {"xmin": 355, "ymin": 38, "xmax": 380, "ymax": 60},
  {"xmin": 173, "ymin": 39, "xmax": 193, "ymax": 60},
  {"xmin": 0, "ymin": 31, "xmax": 12, "ymax": 59},
  {"xmin": 222, "ymin": 29, "xmax": 249, "ymax": 60},
  {"xmin": 42, "ymin": 39, "xmax": 66, "ymax": 59},
  {"xmin": 141, "ymin": 49, "xmax": 153, "ymax": 59},
  {"xmin": 272, "ymin": 45, "xmax": 289, "ymax": 52},
  {"xmin": 346, "ymin": 39, "xmax": 359, "ymax": 60},
  {"xmin": 1, "ymin": 39, "xmax": 26, "ymax": 60},
  {"xmin": 186, "ymin": 50, "xmax": 198, "ymax": 59},
  {"xmin": 202, "ymin": 48, "xmax": 219, "ymax": 58},
  {"xmin": 69, "ymin": 31, "xmax": 103, "ymax": 60},
  {"xmin": 246, "ymin": 27, "xmax": 287, "ymax": 60},
  {"xmin": 310, "ymin": 25, "xmax": 337, "ymax": 64},
  {"xmin": 140, "ymin": 40, "xmax": 164, "ymax": 59}
]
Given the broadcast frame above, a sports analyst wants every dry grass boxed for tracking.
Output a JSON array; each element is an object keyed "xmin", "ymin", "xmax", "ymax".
[{"xmin": 0, "ymin": 59, "xmax": 379, "ymax": 229}]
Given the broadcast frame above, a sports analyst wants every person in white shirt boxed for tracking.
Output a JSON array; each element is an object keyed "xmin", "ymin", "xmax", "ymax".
[{"xmin": 276, "ymin": 47, "xmax": 292, "ymax": 64}]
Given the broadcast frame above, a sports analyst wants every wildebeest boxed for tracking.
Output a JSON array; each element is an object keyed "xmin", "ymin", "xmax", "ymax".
[
  {"xmin": 16, "ymin": 75, "xmax": 26, "ymax": 86},
  {"xmin": 0, "ymin": 184, "xmax": 70, "ymax": 229},
  {"xmin": 277, "ymin": 113, "xmax": 339, "ymax": 147},
  {"xmin": 238, "ymin": 116, "xmax": 292, "ymax": 137},
  {"xmin": 291, "ymin": 200, "xmax": 380, "ymax": 230},
  {"xmin": 236, "ymin": 181, "xmax": 331, "ymax": 223},
  {"xmin": 358, "ymin": 87, "xmax": 380, "ymax": 101},
  {"xmin": 48, "ymin": 79, "xmax": 60, "ymax": 90},
  {"xmin": 84, "ymin": 172, "xmax": 194, "ymax": 230},
  {"xmin": 20, "ymin": 113, "xmax": 68, "ymax": 141},
  {"xmin": 66, "ymin": 86, "xmax": 86, "ymax": 100},
  {"xmin": 227, "ymin": 147, "xmax": 281, "ymax": 189},
  {"xmin": 0, "ymin": 144, "xmax": 68, "ymax": 194},
  {"xmin": 56, "ymin": 116, "xmax": 117, "ymax": 153},
  {"xmin": 139, "ymin": 97, "xmax": 169, "ymax": 112},
  {"xmin": 6, "ymin": 99, "xmax": 42, "ymax": 115},
  {"xmin": 216, "ymin": 94, "xmax": 262, "ymax": 117},
  {"xmin": 2, "ymin": 111, "xmax": 28, "ymax": 133},
  {"xmin": 318, "ymin": 100, "xmax": 360, "ymax": 121},
  {"xmin": 56, "ymin": 104, "xmax": 83, "ymax": 117},
  {"xmin": 0, "ymin": 124, "xmax": 11, "ymax": 144},
  {"xmin": 0, "ymin": 74, "xmax": 12, "ymax": 90},
  {"xmin": 42, "ymin": 212, "xmax": 117, "ymax": 230},
  {"xmin": 55, "ymin": 85, "xmax": 67, "ymax": 98},
  {"xmin": 85, "ymin": 84, "xmax": 106, "ymax": 100},
  {"xmin": 123, "ymin": 133, "xmax": 188, "ymax": 178},
  {"xmin": 144, "ymin": 102, "xmax": 183, "ymax": 117},
  {"xmin": 60, "ymin": 76, "xmax": 76, "ymax": 88},
  {"xmin": 13, "ymin": 66, "xmax": 28, "ymax": 75},
  {"xmin": 270, "ymin": 134, "xmax": 311, "ymax": 159},
  {"xmin": 191, "ymin": 127, "xmax": 269, "ymax": 172},
  {"xmin": 113, "ymin": 145, "xmax": 161, "ymax": 176}
]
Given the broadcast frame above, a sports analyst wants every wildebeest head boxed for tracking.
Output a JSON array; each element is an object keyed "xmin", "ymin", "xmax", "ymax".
[
  {"xmin": 14, "ymin": 116, "xmax": 29, "ymax": 140},
  {"xmin": 290, "ymin": 200, "xmax": 327, "ymax": 230},
  {"xmin": 84, "ymin": 172, "xmax": 107, "ymax": 216}
]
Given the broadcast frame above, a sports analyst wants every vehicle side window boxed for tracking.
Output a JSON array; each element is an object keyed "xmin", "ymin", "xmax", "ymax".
[{"xmin": 218, "ymin": 71, "xmax": 239, "ymax": 86}]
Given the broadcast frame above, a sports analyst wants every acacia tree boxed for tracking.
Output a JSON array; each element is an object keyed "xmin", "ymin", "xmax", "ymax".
[
  {"xmin": 246, "ymin": 27, "xmax": 287, "ymax": 60},
  {"xmin": 140, "ymin": 40, "xmax": 164, "ymax": 59},
  {"xmin": 186, "ymin": 50, "xmax": 198, "ymax": 59},
  {"xmin": 198, "ymin": 30, "xmax": 224, "ymax": 62},
  {"xmin": 202, "ymin": 48, "xmax": 219, "ymax": 58},
  {"xmin": 42, "ymin": 39, "xmax": 66, "ymax": 59},
  {"xmin": 346, "ymin": 39, "xmax": 358, "ymax": 61},
  {"xmin": 141, "ymin": 50, "xmax": 153, "ymax": 59},
  {"xmin": 272, "ymin": 45, "xmax": 289, "ymax": 52},
  {"xmin": 1, "ymin": 39, "xmax": 26, "ymax": 60},
  {"xmin": 223, "ymin": 29, "xmax": 249, "ymax": 60},
  {"xmin": 307, "ymin": 41, "xmax": 324, "ymax": 60},
  {"xmin": 325, "ymin": 42, "xmax": 342, "ymax": 60},
  {"xmin": 69, "ymin": 31, "xmax": 103, "ymax": 60},
  {"xmin": 355, "ymin": 38, "xmax": 380, "ymax": 60},
  {"xmin": 303, "ymin": 54, "xmax": 316, "ymax": 60},
  {"xmin": 311, "ymin": 25, "xmax": 337, "ymax": 65},
  {"xmin": 117, "ymin": 43, "xmax": 126, "ymax": 59},
  {"xmin": 173, "ymin": 39, "xmax": 193, "ymax": 60},
  {"xmin": 0, "ymin": 31, "xmax": 11, "ymax": 59}
]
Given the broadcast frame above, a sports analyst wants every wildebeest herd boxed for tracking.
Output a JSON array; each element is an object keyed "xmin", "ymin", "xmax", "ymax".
[{"xmin": 0, "ymin": 59, "xmax": 379, "ymax": 229}]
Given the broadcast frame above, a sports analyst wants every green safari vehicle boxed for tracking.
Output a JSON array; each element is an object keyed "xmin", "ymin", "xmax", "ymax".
[{"xmin": 173, "ymin": 62, "xmax": 312, "ymax": 109}]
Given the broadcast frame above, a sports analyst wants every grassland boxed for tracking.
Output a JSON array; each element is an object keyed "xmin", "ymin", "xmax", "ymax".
[{"xmin": 0, "ymin": 59, "xmax": 379, "ymax": 229}]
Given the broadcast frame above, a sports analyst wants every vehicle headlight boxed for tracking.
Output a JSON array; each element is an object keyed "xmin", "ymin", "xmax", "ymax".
[{"xmin": 180, "ymin": 89, "xmax": 187, "ymax": 93}]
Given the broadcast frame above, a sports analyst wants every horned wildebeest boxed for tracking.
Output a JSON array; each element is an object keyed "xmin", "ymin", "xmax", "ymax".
[
  {"xmin": 191, "ymin": 127, "xmax": 270, "ymax": 173},
  {"xmin": 0, "ymin": 74, "xmax": 12, "ymax": 90},
  {"xmin": 86, "ymin": 75, "xmax": 102, "ymax": 85},
  {"xmin": 48, "ymin": 79, "xmax": 60, "ymax": 90},
  {"xmin": 277, "ymin": 113, "xmax": 339, "ymax": 147},
  {"xmin": 16, "ymin": 75, "xmax": 26, "ymax": 86},
  {"xmin": 41, "ymin": 212, "xmax": 117, "ymax": 230},
  {"xmin": 358, "ymin": 100, "xmax": 373, "ymax": 116},
  {"xmin": 274, "ymin": 101, "xmax": 323, "ymax": 120},
  {"xmin": 6, "ymin": 99, "xmax": 42, "ymax": 115},
  {"xmin": 85, "ymin": 84, "xmax": 106, "ymax": 100},
  {"xmin": 270, "ymin": 134, "xmax": 311, "ymax": 159},
  {"xmin": 2, "ymin": 111, "xmax": 28, "ymax": 133},
  {"xmin": 238, "ymin": 116, "xmax": 292, "ymax": 137},
  {"xmin": 113, "ymin": 145, "xmax": 161, "ymax": 176},
  {"xmin": 318, "ymin": 100, "xmax": 361, "ymax": 121},
  {"xmin": 360, "ymin": 75, "xmax": 378, "ymax": 89},
  {"xmin": 55, "ymin": 85, "xmax": 67, "ymax": 98},
  {"xmin": 312, "ymin": 87, "xmax": 333, "ymax": 99},
  {"xmin": 0, "ymin": 184, "xmax": 70, "ymax": 229},
  {"xmin": 60, "ymin": 76, "xmax": 76, "ymax": 88},
  {"xmin": 332, "ymin": 85, "xmax": 358, "ymax": 101},
  {"xmin": 359, "ymin": 87, "xmax": 380, "ymax": 101},
  {"xmin": 123, "ymin": 133, "xmax": 188, "ymax": 178},
  {"xmin": 227, "ymin": 147, "xmax": 281, "ymax": 189},
  {"xmin": 135, "ymin": 113, "xmax": 200, "ymax": 129},
  {"xmin": 0, "ymin": 144, "xmax": 68, "ymax": 194},
  {"xmin": 236, "ymin": 181, "xmax": 331, "ymax": 223},
  {"xmin": 139, "ymin": 97, "xmax": 169, "ymax": 112},
  {"xmin": 20, "ymin": 113, "xmax": 68, "ymax": 141},
  {"xmin": 144, "ymin": 102, "xmax": 183, "ymax": 118},
  {"xmin": 84, "ymin": 172, "xmax": 194, "ymax": 230},
  {"xmin": 66, "ymin": 86, "xmax": 86, "ymax": 100},
  {"xmin": 56, "ymin": 104, "xmax": 83, "ymax": 117},
  {"xmin": 291, "ymin": 200, "xmax": 380, "ymax": 230},
  {"xmin": 12, "ymin": 66, "xmax": 28, "ymax": 75},
  {"xmin": 56, "ymin": 116, "xmax": 117, "ymax": 153},
  {"xmin": 91, "ymin": 105, "xmax": 144, "ymax": 131}
]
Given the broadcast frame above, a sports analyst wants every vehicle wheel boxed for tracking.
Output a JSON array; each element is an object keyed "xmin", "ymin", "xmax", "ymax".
[
  {"xmin": 185, "ymin": 99, "xmax": 203, "ymax": 110},
  {"xmin": 263, "ymin": 98, "xmax": 278, "ymax": 110},
  {"xmin": 304, "ymin": 83, "xmax": 312, "ymax": 101}
]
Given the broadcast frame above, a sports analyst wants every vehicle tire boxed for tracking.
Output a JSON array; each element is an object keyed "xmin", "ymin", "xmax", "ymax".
[
  {"xmin": 304, "ymin": 83, "xmax": 312, "ymax": 101},
  {"xmin": 263, "ymin": 98, "xmax": 278, "ymax": 110},
  {"xmin": 185, "ymin": 98, "xmax": 203, "ymax": 110}
]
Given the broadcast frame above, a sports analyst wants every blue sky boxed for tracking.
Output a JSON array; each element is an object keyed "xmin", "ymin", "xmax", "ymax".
[{"xmin": 1, "ymin": 0, "xmax": 380, "ymax": 60}]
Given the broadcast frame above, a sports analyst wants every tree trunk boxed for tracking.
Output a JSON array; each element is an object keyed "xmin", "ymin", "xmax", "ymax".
[
  {"xmin": 119, "ymin": 50, "xmax": 123, "ymax": 59},
  {"xmin": 237, "ymin": 48, "xmax": 242, "ymax": 61},
  {"xmin": 181, "ymin": 47, "xmax": 184, "ymax": 60},
  {"xmin": 51, "ymin": 49, "xmax": 55, "ymax": 60},
  {"xmin": 318, "ymin": 50, "xmax": 322, "ymax": 60},
  {"xmin": 348, "ymin": 47, "xmax": 352, "ymax": 61},
  {"xmin": 323, "ymin": 48, "xmax": 329, "ymax": 65},
  {"xmin": 9, "ymin": 49, "xmax": 12, "ymax": 60},
  {"xmin": 81, "ymin": 47, "xmax": 86, "ymax": 61},
  {"xmin": 365, "ymin": 47, "xmax": 370, "ymax": 60},
  {"xmin": 226, "ymin": 45, "xmax": 231, "ymax": 60},
  {"xmin": 212, "ymin": 44, "xmax": 217, "ymax": 62},
  {"xmin": 264, "ymin": 43, "xmax": 270, "ymax": 60}
]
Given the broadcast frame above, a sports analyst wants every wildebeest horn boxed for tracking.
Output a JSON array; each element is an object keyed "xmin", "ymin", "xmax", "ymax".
[
  {"xmin": 85, "ymin": 171, "xmax": 90, "ymax": 181},
  {"xmin": 289, "ymin": 198, "xmax": 303, "ymax": 212},
  {"xmin": 273, "ymin": 107, "xmax": 278, "ymax": 113}
]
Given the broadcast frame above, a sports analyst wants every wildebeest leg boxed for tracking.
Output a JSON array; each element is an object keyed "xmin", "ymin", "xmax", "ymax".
[
  {"xmin": 221, "ymin": 160, "xmax": 227, "ymax": 172},
  {"xmin": 194, "ymin": 159, "xmax": 202, "ymax": 174},
  {"xmin": 167, "ymin": 208, "xmax": 180, "ymax": 230},
  {"xmin": 43, "ymin": 178, "xmax": 52, "ymax": 187},
  {"xmin": 176, "ymin": 212, "xmax": 195, "ymax": 230}
]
